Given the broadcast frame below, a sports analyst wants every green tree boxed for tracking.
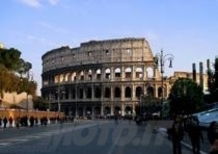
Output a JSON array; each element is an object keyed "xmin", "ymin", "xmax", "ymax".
[
  {"xmin": 33, "ymin": 96, "xmax": 49, "ymax": 111},
  {"xmin": 0, "ymin": 47, "xmax": 37, "ymax": 99},
  {"xmin": 215, "ymin": 58, "xmax": 218, "ymax": 99},
  {"xmin": 207, "ymin": 57, "xmax": 218, "ymax": 102},
  {"xmin": 169, "ymin": 78, "xmax": 204, "ymax": 115},
  {"xmin": 0, "ymin": 48, "xmax": 22, "ymax": 71}
]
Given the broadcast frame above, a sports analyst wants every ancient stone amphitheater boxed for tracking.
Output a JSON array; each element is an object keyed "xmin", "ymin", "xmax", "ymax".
[{"xmin": 41, "ymin": 38, "xmax": 170, "ymax": 117}]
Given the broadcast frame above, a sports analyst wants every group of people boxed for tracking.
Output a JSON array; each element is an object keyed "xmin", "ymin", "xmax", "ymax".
[
  {"xmin": 0, "ymin": 117, "xmax": 13, "ymax": 128},
  {"xmin": 0, "ymin": 116, "xmax": 62, "ymax": 128},
  {"xmin": 169, "ymin": 116, "xmax": 218, "ymax": 154}
]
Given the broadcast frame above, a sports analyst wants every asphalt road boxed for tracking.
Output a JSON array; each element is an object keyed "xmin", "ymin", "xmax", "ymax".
[{"xmin": 0, "ymin": 120, "xmax": 192, "ymax": 154}]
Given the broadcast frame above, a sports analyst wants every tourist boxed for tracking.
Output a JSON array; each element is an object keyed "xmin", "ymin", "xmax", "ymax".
[
  {"xmin": 187, "ymin": 117, "xmax": 203, "ymax": 154},
  {"xmin": 208, "ymin": 121, "xmax": 218, "ymax": 145},
  {"xmin": 3, "ymin": 117, "xmax": 7, "ymax": 128},
  {"xmin": 15, "ymin": 117, "xmax": 20, "ymax": 128},
  {"xmin": 0, "ymin": 117, "xmax": 2, "ymax": 128},
  {"xmin": 30, "ymin": 116, "xmax": 34, "ymax": 127},
  {"xmin": 9, "ymin": 116, "xmax": 13, "ymax": 128},
  {"xmin": 171, "ymin": 117, "xmax": 184, "ymax": 154}
]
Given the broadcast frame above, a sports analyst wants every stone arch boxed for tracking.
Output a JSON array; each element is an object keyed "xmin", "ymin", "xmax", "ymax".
[
  {"xmin": 79, "ymin": 87, "xmax": 84, "ymax": 99},
  {"xmin": 80, "ymin": 71, "xmax": 84, "ymax": 80},
  {"xmin": 115, "ymin": 68, "xmax": 121, "ymax": 78},
  {"xmin": 78, "ymin": 107, "xmax": 83, "ymax": 117},
  {"xmin": 114, "ymin": 87, "xmax": 121, "ymax": 98},
  {"xmin": 65, "ymin": 87, "xmax": 69, "ymax": 99},
  {"xmin": 71, "ymin": 87, "xmax": 76, "ymax": 99},
  {"xmin": 54, "ymin": 75, "xmax": 60, "ymax": 83},
  {"xmin": 136, "ymin": 67, "xmax": 143, "ymax": 79},
  {"xmin": 104, "ymin": 106, "xmax": 110, "ymax": 115},
  {"xmin": 88, "ymin": 69, "xmax": 92, "ymax": 80},
  {"xmin": 86, "ymin": 107, "xmax": 92, "ymax": 115},
  {"xmin": 136, "ymin": 86, "xmax": 143, "ymax": 98},
  {"xmin": 96, "ymin": 69, "xmax": 101, "ymax": 80},
  {"xmin": 95, "ymin": 86, "xmax": 101, "ymax": 98},
  {"xmin": 158, "ymin": 87, "xmax": 163, "ymax": 98},
  {"xmin": 125, "ymin": 106, "xmax": 132, "ymax": 115},
  {"xmin": 65, "ymin": 73, "xmax": 70, "ymax": 82},
  {"xmin": 114, "ymin": 106, "xmax": 121, "ymax": 115},
  {"xmin": 125, "ymin": 87, "xmax": 132, "ymax": 98},
  {"xmin": 94, "ymin": 107, "xmax": 101, "ymax": 115},
  {"xmin": 59, "ymin": 74, "xmax": 64, "ymax": 82},
  {"xmin": 71, "ymin": 72, "xmax": 77, "ymax": 81},
  {"xmin": 147, "ymin": 86, "xmax": 154, "ymax": 97},
  {"xmin": 125, "ymin": 67, "xmax": 132, "ymax": 78},
  {"xmin": 146, "ymin": 67, "xmax": 154, "ymax": 78},
  {"xmin": 105, "ymin": 68, "xmax": 111, "ymax": 79},
  {"xmin": 86, "ymin": 86, "xmax": 92, "ymax": 99},
  {"xmin": 104, "ymin": 87, "xmax": 111, "ymax": 98}
]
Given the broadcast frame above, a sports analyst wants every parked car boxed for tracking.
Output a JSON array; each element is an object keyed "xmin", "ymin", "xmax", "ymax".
[{"xmin": 193, "ymin": 108, "xmax": 218, "ymax": 127}]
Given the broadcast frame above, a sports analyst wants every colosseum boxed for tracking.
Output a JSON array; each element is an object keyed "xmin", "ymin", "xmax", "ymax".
[{"xmin": 41, "ymin": 38, "xmax": 172, "ymax": 117}]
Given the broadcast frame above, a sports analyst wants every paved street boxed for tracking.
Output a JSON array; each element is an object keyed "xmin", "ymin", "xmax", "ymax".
[{"xmin": 0, "ymin": 120, "xmax": 192, "ymax": 154}]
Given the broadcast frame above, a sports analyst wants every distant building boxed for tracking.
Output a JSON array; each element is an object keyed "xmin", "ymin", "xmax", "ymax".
[{"xmin": 169, "ymin": 72, "xmax": 208, "ymax": 93}]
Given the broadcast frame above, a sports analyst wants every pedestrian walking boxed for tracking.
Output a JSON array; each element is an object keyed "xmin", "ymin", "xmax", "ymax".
[
  {"xmin": 15, "ymin": 117, "xmax": 20, "ymax": 129},
  {"xmin": 187, "ymin": 117, "xmax": 203, "ymax": 154},
  {"xmin": 208, "ymin": 121, "xmax": 218, "ymax": 145},
  {"xmin": 0, "ymin": 117, "xmax": 2, "ymax": 128},
  {"xmin": 171, "ymin": 117, "xmax": 184, "ymax": 154},
  {"xmin": 9, "ymin": 116, "xmax": 13, "ymax": 128},
  {"xmin": 3, "ymin": 117, "xmax": 7, "ymax": 128},
  {"xmin": 30, "ymin": 116, "xmax": 34, "ymax": 127}
]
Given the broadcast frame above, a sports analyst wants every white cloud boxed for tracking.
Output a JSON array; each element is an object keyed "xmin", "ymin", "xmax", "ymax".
[
  {"xmin": 18, "ymin": 0, "xmax": 60, "ymax": 8},
  {"xmin": 19, "ymin": 0, "xmax": 41, "ymax": 8},
  {"xmin": 48, "ymin": 0, "xmax": 59, "ymax": 5}
]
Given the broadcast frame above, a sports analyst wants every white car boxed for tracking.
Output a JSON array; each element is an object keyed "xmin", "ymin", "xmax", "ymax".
[{"xmin": 194, "ymin": 108, "xmax": 218, "ymax": 127}]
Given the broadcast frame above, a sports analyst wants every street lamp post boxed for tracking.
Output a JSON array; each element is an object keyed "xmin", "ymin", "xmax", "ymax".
[
  {"xmin": 155, "ymin": 50, "xmax": 174, "ymax": 106},
  {"xmin": 56, "ymin": 84, "xmax": 65, "ymax": 113}
]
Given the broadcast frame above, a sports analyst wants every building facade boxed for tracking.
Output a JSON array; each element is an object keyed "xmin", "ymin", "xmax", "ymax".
[
  {"xmin": 169, "ymin": 72, "xmax": 208, "ymax": 93},
  {"xmin": 41, "ymin": 38, "xmax": 171, "ymax": 117}
]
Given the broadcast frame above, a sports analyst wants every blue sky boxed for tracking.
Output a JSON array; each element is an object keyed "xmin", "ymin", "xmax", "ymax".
[{"xmin": 1, "ymin": 0, "xmax": 218, "ymax": 95}]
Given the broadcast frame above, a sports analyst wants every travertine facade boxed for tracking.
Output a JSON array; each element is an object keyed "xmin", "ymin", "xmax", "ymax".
[{"xmin": 41, "ymin": 38, "xmax": 171, "ymax": 116}]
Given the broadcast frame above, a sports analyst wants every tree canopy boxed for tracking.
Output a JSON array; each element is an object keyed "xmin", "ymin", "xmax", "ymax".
[
  {"xmin": 169, "ymin": 78, "xmax": 204, "ymax": 115},
  {"xmin": 207, "ymin": 57, "xmax": 218, "ymax": 102},
  {"xmin": 33, "ymin": 96, "xmax": 49, "ymax": 111},
  {"xmin": 0, "ymin": 48, "xmax": 23, "ymax": 71},
  {"xmin": 0, "ymin": 48, "xmax": 37, "ymax": 99}
]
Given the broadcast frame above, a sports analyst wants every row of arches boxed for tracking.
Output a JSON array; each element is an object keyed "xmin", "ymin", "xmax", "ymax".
[
  {"xmin": 53, "ymin": 86, "xmax": 165, "ymax": 100},
  {"xmin": 63, "ymin": 106, "xmax": 134, "ymax": 116},
  {"xmin": 52, "ymin": 66, "xmax": 155, "ymax": 84}
]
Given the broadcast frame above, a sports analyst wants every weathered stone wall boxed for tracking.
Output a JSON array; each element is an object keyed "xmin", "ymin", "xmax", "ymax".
[{"xmin": 41, "ymin": 38, "xmax": 168, "ymax": 116}]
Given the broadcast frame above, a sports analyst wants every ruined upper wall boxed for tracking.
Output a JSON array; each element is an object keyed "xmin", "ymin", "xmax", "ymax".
[{"xmin": 42, "ymin": 38, "xmax": 154, "ymax": 73}]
